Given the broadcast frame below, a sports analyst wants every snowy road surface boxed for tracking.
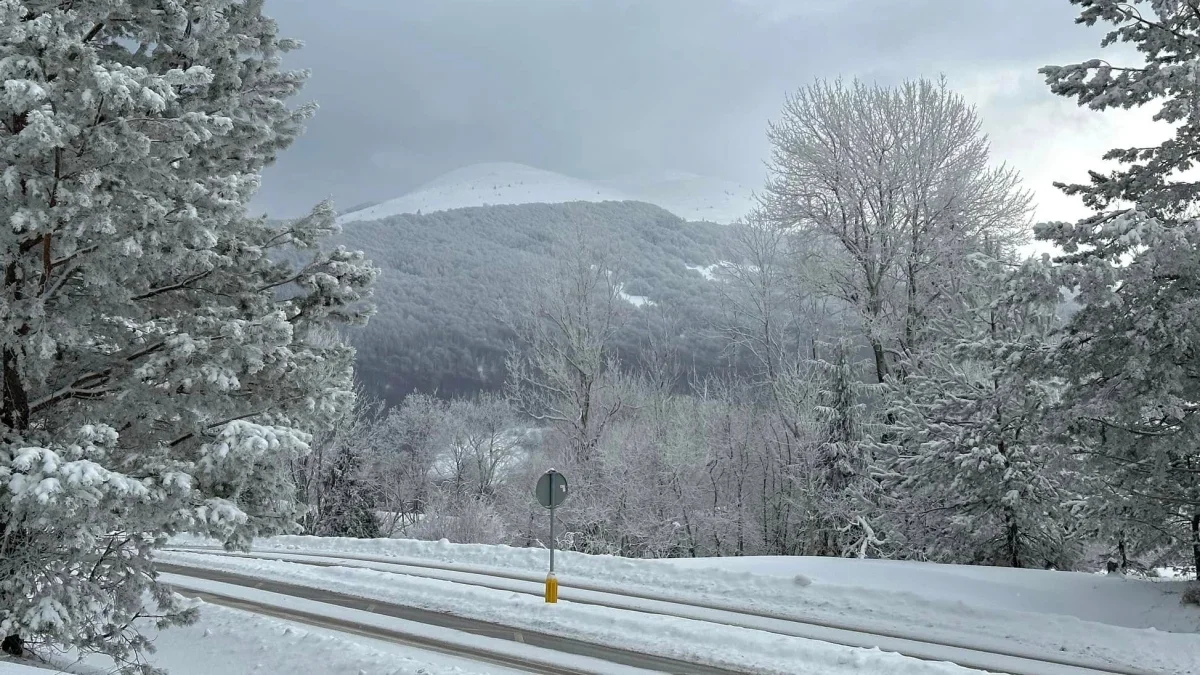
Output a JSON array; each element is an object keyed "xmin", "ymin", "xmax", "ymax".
[
  {"xmin": 162, "ymin": 548, "xmax": 1153, "ymax": 675},
  {"xmin": 170, "ymin": 535, "xmax": 1194, "ymax": 674},
  {"xmin": 160, "ymin": 560, "xmax": 980, "ymax": 674},
  {"xmin": 159, "ymin": 537, "xmax": 1199, "ymax": 674}
]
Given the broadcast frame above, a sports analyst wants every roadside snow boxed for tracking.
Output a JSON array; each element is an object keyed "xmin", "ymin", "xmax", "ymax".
[
  {"xmin": 0, "ymin": 663, "xmax": 57, "ymax": 674},
  {"xmin": 76, "ymin": 599, "xmax": 524, "ymax": 675},
  {"xmin": 664, "ymin": 556, "xmax": 1199, "ymax": 633},
  {"xmin": 160, "ymin": 555, "xmax": 981, "ymax": 675},
  {"xmin": 168, "ymin": 535, "xmax": 1200, "ymax": 674}
]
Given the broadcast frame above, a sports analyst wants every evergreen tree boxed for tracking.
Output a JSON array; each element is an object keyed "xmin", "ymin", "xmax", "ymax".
[
  {"xmin": 314, "ymin": 445, "xmax": 380, "ymax": 539},
  {"xmin": 889, "ymin": 257, "xmax": 1080, "ymax": 568},
  {"xmin": 1038, "ymin": 0, "xmax": 1200, "ymax": 576},
  {"xmin": 810, "ymin": 340, "xmax": 881, "ymax": 557},
  {"xmin": 0, "ymin": 1, "xmax": 375, "ymax": 668}
]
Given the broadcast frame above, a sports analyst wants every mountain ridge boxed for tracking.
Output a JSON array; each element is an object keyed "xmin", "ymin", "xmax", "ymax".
[{"xmin": 336, "ymin": 162, "xmax": 755, "ymax": 225}]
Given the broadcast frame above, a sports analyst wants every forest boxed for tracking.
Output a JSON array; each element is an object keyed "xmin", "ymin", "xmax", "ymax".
[
  {"xmin": 335, "ymin": 200, "xmax": 739, "ymax": 404},
  {"xmin": 302, "ymin": 76, "xmax": 1200, "ymax": 578}
]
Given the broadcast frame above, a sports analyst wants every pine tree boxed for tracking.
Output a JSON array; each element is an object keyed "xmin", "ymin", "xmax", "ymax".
[
  {"xmin": 1038, "ymin": 0, "xmax": 1200, "ymax": 576},
  {"xmin": 810, "ymin": 340, "xmax": 881, "ymax": 557},
  {"xmin": 0, "ymin": 1, "xmax": 375, "ymax": 669},
  {"xmin": 889, "ymin": 257, "xmax": 1080, "ymax": 568},
  {"xmin": 314, "ymin": 445, "xmax": 380, "ymax": 539}
]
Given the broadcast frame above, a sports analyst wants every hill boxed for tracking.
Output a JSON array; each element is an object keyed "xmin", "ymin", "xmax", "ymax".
[
  {"xmin": 336, "ymin": 162, "xmax": 755, "ymax": 226},
  {"xmin": 335, "ymin": 200, "xmax": 737, "ymax": 404}
]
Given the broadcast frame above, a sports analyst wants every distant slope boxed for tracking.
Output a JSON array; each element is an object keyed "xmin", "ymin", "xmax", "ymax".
[
  {"xmin": 598, "ymin": 171, "xmax": 756, "ymax": 224},
  {"xmin": 334, "ymin": 201, "xmax": 736, "ymax": 404},
  {"xmin": 337, "ymin": 163, "xmax": 633, "ymax": 225},
  {"xmin": 337, "ymin": 162, "xmax": 754, "ymax": 226}
]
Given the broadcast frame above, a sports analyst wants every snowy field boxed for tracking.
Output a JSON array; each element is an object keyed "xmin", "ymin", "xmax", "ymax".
[{"xmin": 163, "ymin": 535, "xmax": 1200, "ymax": 675}]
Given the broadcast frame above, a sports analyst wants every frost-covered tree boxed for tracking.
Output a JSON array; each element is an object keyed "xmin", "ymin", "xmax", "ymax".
[
  {"xmin": 294, "ymin": 392, "xmax": 383, "ymax": 537},
  {"xmin": 0, "ymin": 1, "xmax": 375, "ymax": 667},
  {"xmin": 810, "ymin": 340, "xmax": 882, "ymax": 557},
  {"xmin": 368, "ymin": 393, "xmax": 444, "ymax": 536},
  {"xmin": 506, "ymin": 234, "xmax": 628, "ymax": 465},
  {"xmin": 1038, "ymin": 0, "xmax": 1200, "ymax": 576},
  {"xmin": 888, "ymin": 257, "xmax": 1080, "ymax": 568},
  {"xmin": 759, "ymin": 78, "xmax": 1032, "ymax": 383},
  {"xmin": 312, "ymin": 443, "xmax": 380, "ymax": 539}
]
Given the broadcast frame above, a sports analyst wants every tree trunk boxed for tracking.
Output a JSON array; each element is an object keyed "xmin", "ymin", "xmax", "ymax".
[
  {"xmin": 869, "ymin": 340, "xmax": 888, "ymax": 385},
  {"xmin": 1191, "ymin": 512, "xmax": 1199, "ymax": 581},
  {"xmin": 1, "ymin": 347, "xmax": 28, "ymax": 433}
]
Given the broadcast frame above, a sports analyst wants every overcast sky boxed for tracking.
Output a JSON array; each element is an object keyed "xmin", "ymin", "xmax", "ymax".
[{"xmin": 255, "ymin": 0, "xmax": 1164, "ymax": 226}]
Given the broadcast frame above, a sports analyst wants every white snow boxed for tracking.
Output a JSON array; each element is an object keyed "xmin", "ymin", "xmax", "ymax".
[
  {"xmin": 336, "ymin": 162, "xmax": 754, "ymax": 225},
  {"xmin": 0, "ymin": 664, "xmax": 55, "ymax": 674},
  {"xmin": 337, "ymin": 163, "xmax": 632, "ymax": 224},
  {"xmin": 160, "ymin": 577, "xmax": 647, "ymax": 675},
  {"xmin": 616, "ymin": 285, "xmax": 654, "ymax": 308},
  {"xmin": 664, "ymin": 555, "xmax": 1200, "ymax": 634},
  {"xmin": 54, "ymin": 596, "xmax": 534, "ymax": 675},
  {"xmin": 685, "ymin": 262, "xmax": 723, "ymax": 280},
  {"xmin": 167, "ymin": 535, "xmax": 1200, "ymax": 674},
  {"xmin": 160, "ymin": 553, "xmax": 981, "ymax": 675},
  {"xmin": 598, "ymin": 171, "xmax": 756, "ymax": 224}
]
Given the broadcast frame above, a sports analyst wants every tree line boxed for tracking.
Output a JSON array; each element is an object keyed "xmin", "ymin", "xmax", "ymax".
[{"xmin": 307, "ymin": 25, "xmax": 1200, "ymax": 577}]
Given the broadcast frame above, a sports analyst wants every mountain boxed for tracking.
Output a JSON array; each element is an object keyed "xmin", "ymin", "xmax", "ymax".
[
  {"xmin": 598, "ymin": 171, "xmax": 756, "ymax": 224},
  {"xmin": 334, "ymin": 200, "xmax": 738, "ymax": 405},
  {"xmin": 336, "ymin": 162, "xmax": 755, "ymax": 226}
]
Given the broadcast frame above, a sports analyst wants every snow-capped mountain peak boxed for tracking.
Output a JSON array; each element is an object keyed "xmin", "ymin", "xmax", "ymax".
[{"xmin": 337, "ymin": 162, "xmax": 755, "ymax": 225}]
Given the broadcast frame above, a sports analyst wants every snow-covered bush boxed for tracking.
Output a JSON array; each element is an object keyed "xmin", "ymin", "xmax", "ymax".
[{"xmin": 410, "ymin": 494, "xmax": 509, "ymax": 545}]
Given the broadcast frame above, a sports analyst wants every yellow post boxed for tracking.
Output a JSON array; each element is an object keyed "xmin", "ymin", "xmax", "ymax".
[{"xmin": 545, "ymin": 573, "xmax": 559, "ymax": 603}]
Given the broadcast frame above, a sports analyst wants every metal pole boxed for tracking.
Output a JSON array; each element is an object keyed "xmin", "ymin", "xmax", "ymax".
[{"xmin": 549, "ymin": 504, "xmax": 556, "ymax": 574}]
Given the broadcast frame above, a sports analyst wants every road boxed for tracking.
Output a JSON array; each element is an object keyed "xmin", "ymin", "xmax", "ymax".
[
  {"xmin": 161, "ymin": 562, "xmax": 738, "ymax": 675},
  {"xmin": 163, "ymin": 547, "xmax": 1162, "ymax": 675}
]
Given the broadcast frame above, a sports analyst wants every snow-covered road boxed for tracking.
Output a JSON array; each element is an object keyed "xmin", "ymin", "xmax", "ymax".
[
  {"xmin": 163, "ymin": 547, "xmax": 1149, "ymax": 675},
  {"xmin": 158, "ymin": 539, "xmax": 1197, "ymax": 675}
]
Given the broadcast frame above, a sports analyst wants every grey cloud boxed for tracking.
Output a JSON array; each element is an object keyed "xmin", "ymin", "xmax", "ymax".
[{"xmin": 254, "ymin": 0, "xmax": 1105, "ymax": 217}]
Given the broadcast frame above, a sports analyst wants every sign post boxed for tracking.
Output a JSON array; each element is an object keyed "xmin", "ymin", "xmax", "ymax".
[{"xmin": 535, "ymin": 469, "xmax": 568, "ymax": 603}]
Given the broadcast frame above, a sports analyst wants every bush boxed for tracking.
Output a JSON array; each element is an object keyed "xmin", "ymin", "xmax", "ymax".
[
  {"xmin": 411, "ymin": 496, "xmax": 509, "ymax": 545},
  {"xmin": 1182, "ymin": 585, "xmax": 1200, "ymax": 607}
]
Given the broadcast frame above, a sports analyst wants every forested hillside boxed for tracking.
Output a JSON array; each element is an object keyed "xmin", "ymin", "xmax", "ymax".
[{"xmin": 335, "ymin": 200, "xmax": 738, "ymax": 404}]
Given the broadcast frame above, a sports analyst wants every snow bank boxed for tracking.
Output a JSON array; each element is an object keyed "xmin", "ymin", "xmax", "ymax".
[
  {"xmin": 0, "ymin": 664, "xmax": 57, "ymax": 674},
  {"xmin": 76, "ymin": 600, "xmax": 515, "ymax": 675},
  {"xmin": 664, "ymin": 555, "xmax": 1200, "ymax": 633},
  {"xmin": 162, "ymin": 553, "xmax": 979, "ymax": 675},
  {"xmin": 168, "ymin": 534, "xmax": 1200, "ymax": 674}
]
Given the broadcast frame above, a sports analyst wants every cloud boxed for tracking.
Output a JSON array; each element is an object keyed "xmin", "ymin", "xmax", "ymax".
[{"xmin": 254, "ymin": 0, "xmax": 1147, "ymax": 225}]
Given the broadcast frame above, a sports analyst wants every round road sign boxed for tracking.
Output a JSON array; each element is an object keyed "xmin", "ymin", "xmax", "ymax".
[{"xmin": 535, "ymin": 469, "xmax": 569, "ymax": 509}]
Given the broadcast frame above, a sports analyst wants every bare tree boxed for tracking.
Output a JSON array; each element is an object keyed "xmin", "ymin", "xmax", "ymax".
[
  {"xmin": 439, "ymin": 393, "xmax": 524, "ymax": 499},
  {"xmin": 369, "ymin": 394, "xmax": 446, "ymax": 536},
  {"xmin": 506, "ymin": 232, "xmax": 629, "ymax": 465},
  {"xmin": 759, "ymin": 77, "xmax": 1032, "ymax": 383}
]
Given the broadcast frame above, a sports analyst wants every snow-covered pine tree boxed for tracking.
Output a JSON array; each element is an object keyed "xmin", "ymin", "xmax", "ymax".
[
  {"xmin": 889, "ymin": 256, "xmax": 1079, "ymax": 568},
  {"xmin": 314, "ymin": 444, "xmax": 380, "ymax": 539},
  {"xmin": 1038, "ymin": 0, "xmax": 1200, "ymax": 576},
  {"xmin": 809, "ymin": 339, "xmax": 882, "ymax": 558},
  {"xmin": 0, "ymin": 1, "xmax": 376, "ymax": 668}
]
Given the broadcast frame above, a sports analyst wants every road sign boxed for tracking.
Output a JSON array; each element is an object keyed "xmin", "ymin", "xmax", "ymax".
[
  {"xmin": 536, "ymin": 469, "xmax": 569, "ymax": 509},
  {"xmin": 535, "ymin": 469, "xmax": 568, "ymax": 603}
]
